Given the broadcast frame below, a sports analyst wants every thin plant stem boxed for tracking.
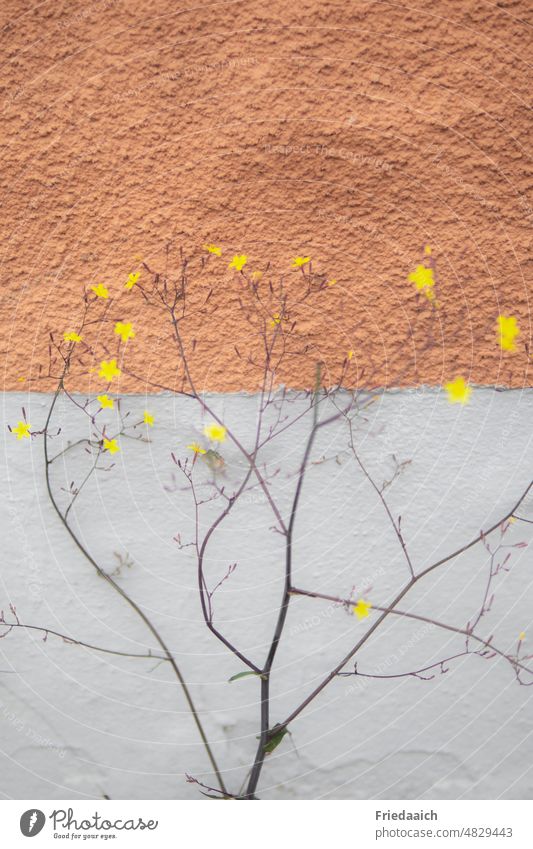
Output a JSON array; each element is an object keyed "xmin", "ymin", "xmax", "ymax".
[{"xmin": 43, "ymin": 372, "xmax": 227, "ymax": 796}]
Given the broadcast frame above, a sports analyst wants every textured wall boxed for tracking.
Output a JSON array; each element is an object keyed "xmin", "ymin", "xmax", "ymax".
[
  {"xmin": 1, "ymin": 1, "xmax": 532, "ymax": 391},
  {"xmin": 1, "ymin": 389, "xmax": 533, "ymax": 799}
]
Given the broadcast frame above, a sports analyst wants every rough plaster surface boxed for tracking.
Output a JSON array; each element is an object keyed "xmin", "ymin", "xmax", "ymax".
[
  {"xmin": 1, "ymin": 388, "xmax": 533, "ymax": 800},
  {"xmin": 1, "ymin": 1, "xmax": 532, "ymax": 391}
]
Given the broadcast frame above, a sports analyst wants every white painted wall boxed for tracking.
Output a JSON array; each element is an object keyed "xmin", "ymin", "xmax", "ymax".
[{"xmin": 1, "ymin": 388, "xmax": 533, "ymax": 800}]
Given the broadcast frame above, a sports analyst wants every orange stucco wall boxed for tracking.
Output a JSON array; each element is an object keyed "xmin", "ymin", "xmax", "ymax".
[{"xmin": 1, "ymin": 0, "xmax": 531, "ymax": 391}]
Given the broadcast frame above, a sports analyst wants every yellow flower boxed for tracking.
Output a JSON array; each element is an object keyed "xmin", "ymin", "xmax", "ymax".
[
  {"xmin": 326, "ymin": 279, "xmax": 337, "ymax": 287},
  {"xmin": 204, "ymin": 243, "xmax": 222, "ymax": 256},
  {"xmin": 270, "ymin": 313, "xmax": 282, "ymax": 328},
  {"xmin": 353, "ymin": 599, "xmax": 372, "ymax": 620},
  {"xmin": 91, "ymin": 283, "xmax": 109, "ymax": 299},
  {"xmin": 143, "ymin": 411, "xmax": 154, "ymax": 426},
  {"xmin": 347, "ymin": 350, "xmax": 354, "ymax": 360},
  {"xmin": 12, "ymin": 421, "xmax": 31, "ymax": 440},
  {"xmin": 291, "ymin": 256, "xmax": 311, "ymax": 268},
  {"xmin": 228, "ymin": 254, "xmax": 248, "ymax": 271},
  {"xmin": 519, "ymin": 631, "xmax": 526, "ymax": 642},
  {"xmin": 251, "ymin": 270, "xmax": 263, "ymax": 282},
  {"xmin": 424, "ymin": 245, "xmax": 432, "ymax": 255},
  {"xmin": 125, "ymin": 272, "xmax": 140, "ymax": 290},
  {"xmin": 408, "ymin": 264, "xmax": 434, "ymax": 294},
  {"xmin": 97, "ymin": 394, "xmax": 114, "ymax": 409},
  {"xmin": 187, "ymin": 442, "xmax": 206, "ymax": 455},
  {"xmin": 114, "ymin": 321, "xmax": 135, "ymax": 342},
  {"xmin": 103, "ymin": 438, "xmax": 120, "ymax": 455},
  {"xmin": 444, "ymin": 377, "xmax": 471, "ymax": 405},
  {"xmin": 497, "ymin": 315, "xmax": 519, "ymax": 352},
  {"xmin": 98, "ymin": 359, "xmax": 121, "ymax": 382},
  {"xmin": 63, "ymin": 332, "xmax": 82, "ymax": 343},
  {"xmin": 204, "ymin": 422, "xmax": 227, "ymax": 442}
]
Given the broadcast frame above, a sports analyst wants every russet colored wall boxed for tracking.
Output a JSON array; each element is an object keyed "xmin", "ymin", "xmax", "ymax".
[{"xmin": 1, "ymin": 0, "xmax": 531, "ymax": 391}]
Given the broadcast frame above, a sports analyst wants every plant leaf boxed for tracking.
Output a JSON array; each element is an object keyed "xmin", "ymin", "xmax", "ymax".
[
  {"xmin": 228, "ymin": 671, "xmax": 262, "ymax": 683},
  {"xmin": 263, "ymin": 727, "xmax": 288, "ymax": 754}
]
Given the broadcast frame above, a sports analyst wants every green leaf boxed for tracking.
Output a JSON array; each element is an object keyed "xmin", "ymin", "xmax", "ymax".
[
  {"xmin": 263, "ymin": 727, "xmax": 288, "ymax": 754},
  {"xmin": 228, "ymin": 671, "xmax": 263, "ymax": 683}
]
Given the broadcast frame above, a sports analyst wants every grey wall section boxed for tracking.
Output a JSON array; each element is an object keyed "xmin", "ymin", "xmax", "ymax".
[{"xmin": 1, "ymin": 389, "xmax": 533, "ymax": 800}]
